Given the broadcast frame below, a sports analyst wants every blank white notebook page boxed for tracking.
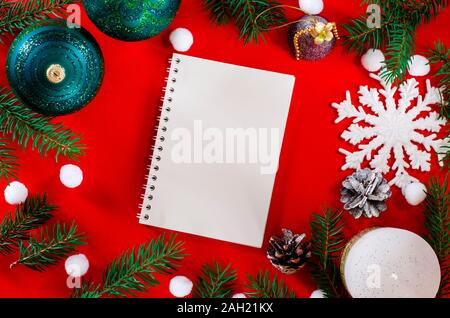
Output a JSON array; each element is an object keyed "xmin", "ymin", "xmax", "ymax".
[{"xmin": 139, "ymin": 53, "xmax": 295, "ymax": 248}]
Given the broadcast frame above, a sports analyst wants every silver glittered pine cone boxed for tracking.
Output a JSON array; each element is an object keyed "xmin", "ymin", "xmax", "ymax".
[
  {"xmin": 340, "ymin": 168, "xmax": 392, "ymax": 219},
  {"xmin": 267, "ymin": 229, "xmax": 311, "ymax": 274}
]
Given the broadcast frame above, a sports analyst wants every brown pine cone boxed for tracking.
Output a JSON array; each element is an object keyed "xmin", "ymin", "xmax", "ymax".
[{"xmin": 267, "ymin": 229, "xmax": 311, "ymax": 274}]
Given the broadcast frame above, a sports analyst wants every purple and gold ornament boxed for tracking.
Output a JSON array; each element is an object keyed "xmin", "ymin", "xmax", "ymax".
[{"xmin": 288, "ymin": 15, "xmax": 339, "ymax": 61}]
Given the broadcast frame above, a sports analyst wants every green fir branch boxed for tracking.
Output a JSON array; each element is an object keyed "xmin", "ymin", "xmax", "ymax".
[
  {"xmin": 0, "ymin": 0, "xmax": 79, "ymax": 40},
  {"xmin": 401, "ymin": 0, "xmax": 450, "ymax": 25},
  {"xmin": 204, "ymin": 0, "xmax": 287, "ymax": 44},
  {"xmin": 309, "ymin": 208, "xmax": 348, "ymax": 298},
  {"xmin": 0, "ymin": 0, "xmax": 14, "ymax": 11},
  {"xmin": 0, "ymin": 194, "xmax": 55, "ymax": 255},
  {"xmin": 71, "ymin": 279, "xmax": 103, "ymax": 298},
  {"xmin": 0, "ymin": 87, "xmax": 85, "ymax": 161},
  {"xmin": 204, "ymin": 0, "xmax": 232, "ymax": 25},
  {"xmin": 245, "ymin": 270, "xmax": 295, "ymax": 298},
  {"xmin": 380, "ymin": 23, "xmax": 416, "ymax": 83},
  {"xmin": 443, "ymin": 133, "xmax": 449, "ymax": 170},
  {"xmin": 430, "ymin": 39, "xmax": 449, "ymax": 167},
  {"xmin": 428, "ymin": 41, "xmax": 450, "ymax": 120},
  {"xmin": 342, "ymin": 14, "xmax": 392, "ymax": 54},
  {"xmin": 193, "ymin": 261, "xmax": 237, "ymax": 298},
  {"xmin": 424, "ymin": 176, "xmax": 450, "ymax": 298},
  {"xmin": 72, "ymin": 235, "xmax": 186, "ymax": 298},
  {"xmin": 0, "ymin": 137, "xmax": 18, "ymax": 181},
  {"xmin": 343, "ymin": 0, "xmax": 449, "ymax": 83},
  {"xmin": 10, "ymin": 221, "xmax": 86, "ymax": 271}
]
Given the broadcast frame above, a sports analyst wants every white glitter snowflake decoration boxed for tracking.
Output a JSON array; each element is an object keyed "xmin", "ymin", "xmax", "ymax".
[{"xmin": 332, "ymin": 73, "xmax": 447, "ymax": 189}]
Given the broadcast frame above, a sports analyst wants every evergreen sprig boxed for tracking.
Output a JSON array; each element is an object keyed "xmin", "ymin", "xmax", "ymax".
[
  {"xmin": 443, "ymin": 133, "xmax": 450, "ymax": 170},
  {"xmin": 424, "ymin": 176, "xmax": 450, "ymax": 298},
  {"xmin": 193, "ymin": 261, "xmax": 237, "ymax": 298},
  {"xmin": 10, "ymin": 222, "xmax": 86, "ymax": 271},
  {"xmin": 0, "ymin": 0, "xmax": 79, "ymax": 41},
  {"xmin": 0, "ymin": 87, "xmax": 84, "ymax": 162},
  {"xmin": 428, "ymin": 41, "xmax": 450, "ymax": 120},
  {"xmin": 204, "ymin": 0, "xmax": 287, "ymax": 44},
  {"xmin": 0, "ymin": 0, "xmax": 13, "ymax": 9},
  {"xmin": 379, "ymin": 23, "xmax": 416, "ymax": 83},
  {"xmin": 204, "ymin": 0, "xmax": 232, "ymax": 25},
  {"xmin": 309, "ymin": 208, "xmax": 348, "ymax": 298},
  {"xmin": 0, "ymin": 194, "xmax": 56, "ymax": 255},
  {"xmin": 0, "ymin": 136, "xmax": 18, "ymax": 180},
  {"xmin": 72, "ymin": 235, "xmax": 186, "ymax": 298},
  {"xmin": 245, "ymin": 270, "xmax": 295, "ymax": 298},
  {"xmin": 343, "ymin": 0, "xmax": 449, "ymax": 83}
]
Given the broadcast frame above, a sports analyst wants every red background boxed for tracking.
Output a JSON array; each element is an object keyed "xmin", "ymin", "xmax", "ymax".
[{"xmin": 0, "ymin": 0, "xmax": 448, "ymax": 298}]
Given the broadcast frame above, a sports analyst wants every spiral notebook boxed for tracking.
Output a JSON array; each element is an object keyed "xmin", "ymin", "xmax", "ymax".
[{"xmin": 139, "ymin": 54, "xmax": 295, "ymax": 248}]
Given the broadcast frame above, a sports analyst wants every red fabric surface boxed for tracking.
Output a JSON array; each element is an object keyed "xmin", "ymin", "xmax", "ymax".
[{"xmin": 0, "ymin": 0, "xmax": 449, "ymax": 298}]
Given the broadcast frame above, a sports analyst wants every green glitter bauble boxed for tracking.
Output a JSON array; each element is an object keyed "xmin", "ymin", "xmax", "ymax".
[
  {"xmin": 6, "ymin": 20, "xmax": 104, "ymax": 116},
  {"xmin": 83, "ymin": 0, "xmax": 181, "ymax": 41}
]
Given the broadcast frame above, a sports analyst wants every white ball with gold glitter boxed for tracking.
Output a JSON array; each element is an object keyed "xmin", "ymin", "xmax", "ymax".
[
  {"xmin": 361, "ymin": 49, "xmax": 385, "ymax": 72},
  {"xmin": 232, "ymin": 293, "xmax": 247, "ymax": 298},
  {"xmin": 4, "ymin": 181, "xmax": 28, "ymax": 205},
  {"xmin": 341, "ymin": 227, "xmax": 440, "ymax": 298},
  {"xmin": 170, "ymin": 28, "xmax": 194, "ymax": 52},
  {"xmin": 402, "ymin": 181, "xmax": 427, "ymax": 206},
  {"xmin": 299, "ymin": 0, "xmax": 324, "ymax": 15}
]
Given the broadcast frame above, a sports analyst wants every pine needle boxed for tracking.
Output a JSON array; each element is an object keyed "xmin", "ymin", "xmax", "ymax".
[
  {"xmin": 426, "ymin": 41, "xmax": 450, "ymax": 167},
  {"xmin": 245, "ymin": 270, "xmax": 295, "ymax": 298},
  {"xmin": 443, "ymin": 133, "xmax": 449, "ymax": 170},
  {"xmin": 11, "ymin": 221, "xmax": 86, "ymax": 271},
  {"xmin": 0, "ymin": 194, "xmax": 56, "ymax": 255},
  {"xmin": 0, "ymin": 137, "xmax": 18, "ymax": 181},
  {"xmin": 380, "ymin": 23, "xmax": 415, "ymax": 83},
  {"xmin": 193, "ymin": 261, "xmax": 237, "ymax": 298},
  {"xmin": 309, "ymin": 208, "xmax": 348, "ymax": 298},
  {"xmin": 428, "ymin": 40, "xmax": 450, "ymax": 120},
  {"xmin": 72, "ymin": 235, "xmax": 186, "ymax": 298},
  {"xmin": 342, "ymin": 14, "xmax": 391, "ymax": 54},
  {"xmin": 204, "ymin": 0, "xmax": 232, "ymax": 25},
  {"xmin": 0, "ymin": 0, "xmax": 79, "ymax": 41},
  {"xmin": 204, "ymin": 0, "xmax": 287, "ymax": 44},
  {"xmin": 0, "ymin": 0, "xmax": 13, "ymax": 9},
  {"xmin": 424, "ymin": 176, "xmax": 450, "ymax": 298},
  {"xmin": 0, "ymin": 87, "xmax": 85, "ymax": 161}
]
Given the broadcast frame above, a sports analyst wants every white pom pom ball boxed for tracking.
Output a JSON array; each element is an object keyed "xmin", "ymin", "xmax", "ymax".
[
  {"xmin": 60, "ymin": 164, "xmax": 83, "ymax": 188},
  {"xmin": 4, "ymin": 181, "xmax": 28, "ymax": 205},
  {"xmin": 310, "ymin": 289, "xmax": 326, "ymax": 298},
  {"xmin": 65, "ymin": 254, "xmax": 89, "ymax": 277},
  {"xmin": 169, "ymin": 276, "xmax": 193, "ymax": 297},
  {"xmin": 403, "ymin": 182, "xmax": 427, "ymax": 206},
  {"xmin": 299, "ymin": 0, "xmax": 324, "ymax": 15},
  {"xmin": 361, "ymin": 49, "xmax": 385, "ymax": 72},
  {"xmin": 408, "ymin": 55, "xmax": 430, "ymax": 76},
  {"xmin": 232, "ymin": 293, "xmax": 247, "ymax": 298},
  {"xmin": 169, "ymin": 28, "xmax": 194, "ymax": 52}
]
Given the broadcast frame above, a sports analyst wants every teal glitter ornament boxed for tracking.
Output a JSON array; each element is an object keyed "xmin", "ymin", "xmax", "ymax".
[
  {"xmin": 6, "ymin": 20, "xmax": 104, "ymax": 116},
  {"xmin": 83, "ymin": 0, "xmax": 181, "ymax": 41}
]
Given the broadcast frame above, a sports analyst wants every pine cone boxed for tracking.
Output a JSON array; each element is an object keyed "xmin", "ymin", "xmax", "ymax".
[
  {"xmin": 267, "ymin": 229, "xmax": 311, "ymax": 274},
  {"xmin": 340, "ymin": 168, "xmax": 392, "ymax": 219}
]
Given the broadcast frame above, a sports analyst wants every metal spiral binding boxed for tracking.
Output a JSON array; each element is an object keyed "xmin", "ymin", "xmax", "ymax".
[{"xmin": 137, "ymin": 56, "xmax": 181, "ymax": 220}]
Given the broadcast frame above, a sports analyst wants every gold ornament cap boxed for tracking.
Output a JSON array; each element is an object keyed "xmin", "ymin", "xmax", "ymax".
[{"xmin": 46, "ymin": 64, "xmax": 66, "ymax": 84}]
